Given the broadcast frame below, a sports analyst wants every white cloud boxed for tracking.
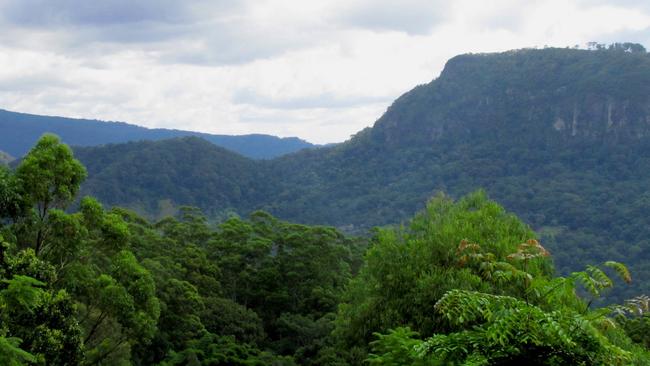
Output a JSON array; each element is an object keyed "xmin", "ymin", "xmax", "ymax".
[{"xmin": 0, "ymin": 0, "xmax": 648, "ymax": 144}]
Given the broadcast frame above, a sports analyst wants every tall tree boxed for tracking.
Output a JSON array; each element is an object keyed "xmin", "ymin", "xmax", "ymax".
[{"xmin": 14, "ymin": 134, "xmax": 86, "ymax": 255}]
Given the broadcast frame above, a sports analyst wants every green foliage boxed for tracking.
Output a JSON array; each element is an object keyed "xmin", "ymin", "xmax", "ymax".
[
  {"xmin": 416, "ymin": 289, "xmax": 633, "ymax": 365},
  {"xmin": 367, "ymin": 261, "xmax": 650, "ymax": 365},
  {"xmin": 366, "ymin": 328, "xmax": 429, "ymax": 366},
  {"xmin": 0, "ymin": 335, "xmax": 36, "ymax": 366},
  {"xmin": 200, "ymin": 297, "xmax": 265, "ymax": 345},
  {"xmin": 0, "ymin": 165, "xmax": 25, "ymax": 223},
  {"xmin": 335, "ymin": 192, "xmax": 550, "ymax": 359},
  {"xmin": 623, "ymin": 314, "xmax": 650, "ymax": 349},
  {"xmin": 0, "ymin": 273, "xmax": 42, "ymax": 366},
  {"xmin": 210, "ymin": 212, "xmax": 357, "ymax": 322},
  {"xmin": 160, "ymin": 333, "xmax": 297, "ymax": 366},
  {"xmin": 72, "ymin": 248, "xmax": 160, "ymax": 364},
  {"xmin": 15, "ymin": 134, "xmax": 86, "ymax": 212},
  {"xmin": 74, "ymin": 137, "xmax": 273, "ymax": 219},
  {"xmin": 616, "ymin": 295, "xmax": 650, "ymax": 349},
  {"xmin": 365, "ymin": 235, "xmax": 650, "ymax": 365},
  {"xmin": 1, "ymin": 275, "xmax": 45, "ymax": 311},
  {"xmin": 12, "ymin": 134, "xmax": 87, "ymax": 258},
  {"xmin": 107, "ymin": 199, "xmax": 363, "ymax": 363},
  {"xmin": 0, "ymin": 240, "xmax": 83, "ymax": 365},
  {"xmin": 2, "ymin": 135, "xmax": 376, "ymax": 364}
]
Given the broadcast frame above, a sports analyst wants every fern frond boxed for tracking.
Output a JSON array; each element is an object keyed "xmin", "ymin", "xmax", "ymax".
[
  {"xmin": 586, "ymin": 265, "xmax": 613, "ymax": 289},
  {"xmin": 571, "ymin": 271, "xmax": 600, "ymax": 297},
  {"xmin": 0, "ymin": 275, "xmax": 45, "ymax": 312},
  {"xmin": 615, "ymin": 295, "xmax": 650, "ymax": 316},
  {"xmin": 604, "ymin": 261, "xmax": 632, "ymax": 284}
]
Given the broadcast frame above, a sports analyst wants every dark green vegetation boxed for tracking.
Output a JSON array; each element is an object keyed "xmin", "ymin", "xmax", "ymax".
[
  {"xmin": 74, "ymin": 46, "xmax": 650, "ymax": 303},
  {"xmin": 75, "ymin": 138, "xmax": 273, "ymax": 219},
  {"xmin": 349, "ymin": 194, "xmax": 648, "ymax": 365},
  {"xmin": 1, "ymin": 135, "xmax": 649, "ymax": 364},
  {"xmin": 0, "ymin": 109, "xmax": 317, "ymax": 159},
  {"xmin": 1, "ymin": 135, "xmax": 364, "ymax": 364}
]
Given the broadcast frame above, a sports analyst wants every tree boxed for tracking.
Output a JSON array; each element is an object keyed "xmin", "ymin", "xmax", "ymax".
[
  {"xmin": 14, "ymin": 134, "xmax": 86, "ymax": 256},
  {"xmin": 366, "ymin": 229, "xmax": 649, "ymax": 365},
  {"xmin": 335, "ymin": 191, "xmax": 551, "ymax": 360},
  {"xmin": 0, "ymin": 237, "xmax": 83, "ymax": 365},
  {"xmin": 55, "ymin": 198, "xmax": 161, "ymax": 365},
  {"xmin": 0, "ymin": 166, "xmax": 26, "ymax": 225}
]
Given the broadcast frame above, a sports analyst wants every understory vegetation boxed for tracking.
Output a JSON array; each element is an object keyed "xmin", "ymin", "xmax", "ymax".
[{"xmin": 1, "ymin": 135, "xmax": 649, "ymax": 364}]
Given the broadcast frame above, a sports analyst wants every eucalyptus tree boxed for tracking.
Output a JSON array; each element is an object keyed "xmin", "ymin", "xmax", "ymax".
[{"xmin": 13, "ymin": 134, "xmax": 86, "ymax": 256}]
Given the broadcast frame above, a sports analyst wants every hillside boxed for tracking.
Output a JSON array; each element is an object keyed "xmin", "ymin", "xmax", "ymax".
[
  {"xmin": 74, "ymin": 137, "xmax": 273, "ymax": 218},
  {"xmin": 74, "ymin": 46, "xmax": 650, "ymax": 301},
  {"xmin": 0, "ymin": 109, "xmax": 316, "ymax": 159}
]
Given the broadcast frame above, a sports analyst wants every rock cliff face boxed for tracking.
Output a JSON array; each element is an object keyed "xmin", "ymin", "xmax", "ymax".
[
  {"xmin": 551, "ymin": 97, "xmax": 650, "ymax": 141},
  {"xmin": 371, "ymin": 48, "xmax": 650, "ymax": 148}
]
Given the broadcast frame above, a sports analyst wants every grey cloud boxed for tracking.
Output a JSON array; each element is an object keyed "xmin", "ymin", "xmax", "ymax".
[
  {"xmin": 232, "ymin": 89, "xmax": 390, "ymax": 110},
  {"xmin": 35, "ymin": 90, "xmax": 132, "ymax": 107},
  {"xmin": 0, "ymin": 0, "xmax": 189, "ymax": 27},
  {"xmin": 0, "ymin": 0, "xmax": 313, "ymax": 66},
  {"xmin": 0, "ymin": 0, "xmax": 247, "ymax": 47},
  {"xmin": 0, "ymin": 0, "xmax": 451, "ymax": 67},
  {"xmin": 0, "ymin": 0, "xmax": 245, "ymax": 27},
  {"xmin": 0, "ymin": 74, "xmax": 72, "ymax": 92},
  {"xmin": 76, "ymin": 21, "xmax": 195, "ymax": 45},
  {"xmin": 335, "ymin": 0, "xmax": 450, "ymax": 35},
  {"xmin": 159, "ymin": 20, "xmax": 320, "ymax": 65}
]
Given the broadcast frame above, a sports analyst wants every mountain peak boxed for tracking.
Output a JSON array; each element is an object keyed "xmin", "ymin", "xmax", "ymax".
[{"xmin": 371, "ymin": 47, "xmax": 650, "ymax": 148}]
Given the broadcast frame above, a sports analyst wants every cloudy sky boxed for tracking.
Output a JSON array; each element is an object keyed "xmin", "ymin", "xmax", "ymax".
[{"xmin": 1, "ymin": 0, "xmax": 649, "ymax": 144}]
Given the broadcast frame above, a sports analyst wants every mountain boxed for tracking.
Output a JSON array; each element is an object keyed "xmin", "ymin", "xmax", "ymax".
[
  {"xmin": 74, "ymin": 137, "xmax": 272, "ymax": 218},
  {"xmin": 73, "ymin": 46, "xmax": 650, "ymax": 301},
  {"xmin": 0, "ymin": 109, "xmax": 316, "ymax": 159}
]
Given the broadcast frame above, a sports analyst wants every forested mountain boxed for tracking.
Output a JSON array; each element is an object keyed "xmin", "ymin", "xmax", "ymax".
[
  {"xmin": 74, "ymin": 46, "xmax": 650, "ymax": 302},
  {"xmin": 0, "ymin": 109, "xmax": 316, "ymax": 159},
  {"xmin": 74, "ymin": 137, "xmax": 273, "ymax": 218}
]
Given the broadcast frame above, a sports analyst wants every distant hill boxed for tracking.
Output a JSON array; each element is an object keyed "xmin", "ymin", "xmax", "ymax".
[
  {"xmin": 74, "ymin": 45, "xmax": 650, "ymax": 302},
  {"xmin": 0, "ymin": 109, "xmax": 317, "ymax": 159},
  {"xmin": 74, "ymin": 137, "xmax": 272, "ymax": 218}
]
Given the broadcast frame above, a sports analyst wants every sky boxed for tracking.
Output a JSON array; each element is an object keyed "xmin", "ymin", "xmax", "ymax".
[{"xmin": 0, "ymin": 0, "xmax": 649, "ymax": 144}]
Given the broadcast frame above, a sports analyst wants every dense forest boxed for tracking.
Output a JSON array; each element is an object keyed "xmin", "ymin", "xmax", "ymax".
[
  {"xmin": 72, "ymin": 46, "xmax": 650, "ymax": 303},
  {"xmin": 1, "ymin": 135, "xmax": 649, "ymax": 364},
  {"xmin": 0, "ymin": 109, "xmax": 317, "ymax": 160}
]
